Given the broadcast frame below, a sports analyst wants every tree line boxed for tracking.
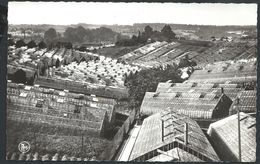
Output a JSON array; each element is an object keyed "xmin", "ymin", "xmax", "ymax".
[
  {"xmin": 115, "ymin": 25, "xmax": 176, "ymax": 46},
  {"xmin": 44, "ymin": 26, "xmax": 120, "ymax": 45}
]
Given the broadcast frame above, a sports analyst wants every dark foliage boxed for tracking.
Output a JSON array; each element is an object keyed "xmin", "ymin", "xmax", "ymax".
[
  {"xmin": 12, "ymin": 69, "xmax": 27, "ymax": 83},
  {"xmin": 38, "ymin": 41, "xmax": 47, "ymax": 49},
  {"xmin": 178, "ymin": 55, "xmax": 197, "ymax": 68},
  {"xmin": 63, "ymin": 26, "xmax": 118, "ymax": 44},
  {"xmin": 161, "ymin": 25, "xmax": 176, "ymax": 40},
  {"xmin": 55, "ymin": 58, "xmax": 60, "ymax": 68},
  {"xmin": 8, "ymin": 39, "xmax": 15, "ymax": 46},
  {"xmin": 116, "ymin": 25, "xmax": 176, "ymax": 46},
  {"xmin": 124, "ymin": 64, "xmax": 183, "ymax": 111},
  {"xmin": 15, "ymin": 39, "xmax": 26, "ymax": 48},
  {"xmin": 27, "ymin": 40, "xmax": 37, "ymax": 48},
  {"xmin": 44, "ymin": 28, "xmax": 58, "ymax": 44}
]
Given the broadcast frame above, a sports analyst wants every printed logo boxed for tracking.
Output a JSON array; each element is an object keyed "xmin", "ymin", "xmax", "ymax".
[{"xmin": 18, "ymin": 141, "xmax": 30, "ymax": 153}]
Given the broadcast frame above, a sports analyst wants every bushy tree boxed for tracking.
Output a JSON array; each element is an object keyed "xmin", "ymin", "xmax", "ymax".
[
  {"xmin": 65, "ymin": 42, "xmax": 73, "ymax": 49},
  {"xmin": 178, "ymin": 55, "xmax": 197, "ymax": 68},
  {"xmin": 143, "ymin": 25, "xmax": 153, "ymax": 38},
  {"xmin": 161, "ymin": 25, "xmax": 176, "ymax": 40},
  {"xmin": 38, "ymin": 41, "xmax": 47, "ymax": 49},
  {"xmin": 44, "ymin": 28, "xmax": 57, "ymax": 44},
  {"xmin": 178, "ymin": 55, "xmax": 190, "ymax": 68},
  {"xmin": 8, "ymin": 39, "xmax": 15, "ymax": 46},
  {"xmin": 55, "ymin": 58, "xmax": 60, "ymax": 68},
  {"xmin": 15, "ymin": 39, "xmax": 26, "ymax": 48},
  {"xmin": 13, "ymin": 69, "xmax": 26, "ymax": 83},
  {"xmin": 124, "ymin": 64, "xmax": 183, "ymax": 111},
  {"xmin": 27, "ymin": 40, "xmax": 37, "ymax": 48}
]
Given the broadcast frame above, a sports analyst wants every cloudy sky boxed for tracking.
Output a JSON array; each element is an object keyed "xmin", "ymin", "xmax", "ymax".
[{"xmin": 8, "ymin": 2, "xmax": 257, "ymax": 26}]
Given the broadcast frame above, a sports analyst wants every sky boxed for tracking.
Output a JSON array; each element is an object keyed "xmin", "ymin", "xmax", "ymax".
[{"xmin": 8, "ymin": 2, "xmax": 257, "ymax": 26}]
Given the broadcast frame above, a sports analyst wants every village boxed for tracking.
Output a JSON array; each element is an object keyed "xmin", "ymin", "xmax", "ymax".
[{"xmin": 5, "ymin": 2, "xmax": 257, "ymax": 162}]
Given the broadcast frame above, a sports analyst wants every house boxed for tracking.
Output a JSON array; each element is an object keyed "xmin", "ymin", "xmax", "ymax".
[
  {"xmin": 140, "ymin": 91, "xmax": 232, "ymax": 121},
  {"xmin": 128, "ymin": 109, "xmax": 220, "ymax": 162},
  {"xmin": 6, "ymin": 82, "xmax": 114, "ymax": 137},
  {"xmin": 207, "ymin": 112, "xmax": 256, "ymax": 162}
]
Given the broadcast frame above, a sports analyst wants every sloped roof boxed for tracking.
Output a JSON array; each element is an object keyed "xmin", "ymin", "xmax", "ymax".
[
  {"xmin": 187, "ymin": 65, "xmax": 256, "ymax": 83},
  {"xmin": 187, "ymin": 76, "xmax": 257, "ymax": 83},
  {"xmin": 147, "ymin": 148, "xmax": 203, "ymax": 162},
  {"xmin": 207, "ymin": 112, "xmax": 256, "ymax": 162},
  {"xmin": 35, "ymin": 76, "xmax": 128, "ymax": 99},
  {"xmin": 229, "ymin": 90, "xmax": 256, "ymax": 115},
  {"xmin": 129, "ymin": 110, "xmax": 220, "ymax": 161},
  {"xmin": 140, "ymin": 92, "xmax": 222, "ymax": 119},
  {"xmin": 7, "ymin": 82, "xmax": 116, "ymax": 119},
  {"xmin": 156, "ymin": 82, "xmax": 243, "ymax": 100}
]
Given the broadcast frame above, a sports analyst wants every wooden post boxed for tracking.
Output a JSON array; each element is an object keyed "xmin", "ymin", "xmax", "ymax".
[
  {"xmin": 221, "ymin": 87, "xmax": 224, "ymax": 94},
  {"xmin": 162, "ymin": 119, "xmax": 164, "ymax": 142},
  {"xmin": 184, "ymin": 123, "xmax": 188, "ymax": 145},
  {"xmin": 34, "ymin": 131, "xmax": 37, "ymax": 151},
  {"xmin": 237, "ymin": 98, "xmax": 241, "ymax": 162},
  {"xmin": 81, "ymin": 133, "xmax": 84, "ymax": 156}
]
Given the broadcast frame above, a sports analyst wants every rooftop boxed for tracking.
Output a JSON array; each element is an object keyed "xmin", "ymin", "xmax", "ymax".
[
  {"xmin": 207, "ymin": 112, "xmax": 256, "ymax": 162},
  {"xmin": 156, "ymin": 82, "xmax": 244, "ymax": 101},
  {"xmin": 229, "ymin": 90, "xmax": 256, "ymax": 115},
  {"xmin": 187, "ymin": 59, "xmax": 257, "ymax": 83},
  {"xmin": 129, "ymin": 110, "xmax": 220, "ymax": 161},
  {"xmin": 140, "ymin": 92, "xmax": 228, "ymax": 119}
]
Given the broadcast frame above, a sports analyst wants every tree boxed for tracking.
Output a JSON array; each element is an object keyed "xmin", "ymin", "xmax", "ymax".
[
  {"xmin": 125, "ymin": 63, "xmax": 183, "ymax": 111},
  {"xmin": 27, "ymin": 40, "xmax": 37, "ymax": 48},
  {"xmin": 144, "ymin": 25, "xmax": 153, "ymax": 38},
  {"xmin": 79, "ymin": 46, "xmax": 86, "ymax": 52},
  {"xmin": 15, "ymin": 39, "xmax": 26, "ymax": 48},
  {"xmin": 161, "ymin": 25, "xmax": 176, "ymax": 40},
  {"xmin": 55, "ymin": 58, "xmax": 60, "ymax": 68},
  {"xmin": 8, "ymin": 39, "xmax": 15, "ymax": 46},
  {"xmin": 178, "ymin": 55, "xmax": 190, "ymax": 68},
  {"xmin": 104, "ymin": 78, "xmax": 113, "ymax": 86},
  {"xmin": 38, "ymin": 41, "xmax": 47, "ymax": 49},
  {"xmin": 65, "ymin": 42, "xmax": 73, "ymax": 49},
  {"xmin": 44, "ymin": 28, "xmax": 57, "ymax": 44},
  {"xmin": 13, "ymin": 69, "xmax": 26, "ymax": 83}
]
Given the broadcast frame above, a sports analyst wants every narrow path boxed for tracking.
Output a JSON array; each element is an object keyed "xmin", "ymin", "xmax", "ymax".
[{"xmin": 117, "ymin": 125, "xmax": 141, "ymax": 161}]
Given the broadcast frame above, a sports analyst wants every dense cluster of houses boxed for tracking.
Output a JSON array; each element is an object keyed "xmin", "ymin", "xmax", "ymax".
[
  {"xmin": 7, "ymin": 44, "xmax": 138, "ymax": 88},
  {"xmin": 55, "ymin": 56, "xmax": 139, "ymax": 87},
  {"xmin": 119, "ymin": 40, "xmax": 256, "ymax": 68},
  {"xmin": 118, "ymin": 57, "xmax": 256, "ymax": 162},
  {"xmin": 6, "ymin": 35, "xmax": 257, "ymax": 162},
  {"xmin": 6, "ymin": 80, "xmax": 119, "ymax": 159}
]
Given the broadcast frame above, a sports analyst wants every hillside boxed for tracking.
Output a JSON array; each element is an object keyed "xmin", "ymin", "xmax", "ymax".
[{"xmin": 9, "ymin": 23, "xmax": 257, "ymax": 40}]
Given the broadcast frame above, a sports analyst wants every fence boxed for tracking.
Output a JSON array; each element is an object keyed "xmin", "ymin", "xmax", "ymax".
[{"xmin": 100, "ymin": 110, "xmax": 136, "ymax": 160}]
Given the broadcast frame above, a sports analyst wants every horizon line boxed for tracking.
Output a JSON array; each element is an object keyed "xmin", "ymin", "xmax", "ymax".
[{"xmin": 9, "ymin": 22, "xmax": 257, "ymax": 27}]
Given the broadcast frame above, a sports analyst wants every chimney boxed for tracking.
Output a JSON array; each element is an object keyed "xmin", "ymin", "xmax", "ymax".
[{"xmin": 184, "ymin": 123, "xmax": 188, "ymax": 145}]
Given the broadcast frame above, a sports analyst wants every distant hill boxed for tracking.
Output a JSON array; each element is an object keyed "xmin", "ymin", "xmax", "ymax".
[{"xmin": 9, "ymin": 23, "xmax": 256, "ymax": 41}]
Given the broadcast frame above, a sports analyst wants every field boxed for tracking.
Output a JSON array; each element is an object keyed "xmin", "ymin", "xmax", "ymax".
[{"xmin": 6, "ymin": 120, "xmax": 111, "ymax": 159}]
